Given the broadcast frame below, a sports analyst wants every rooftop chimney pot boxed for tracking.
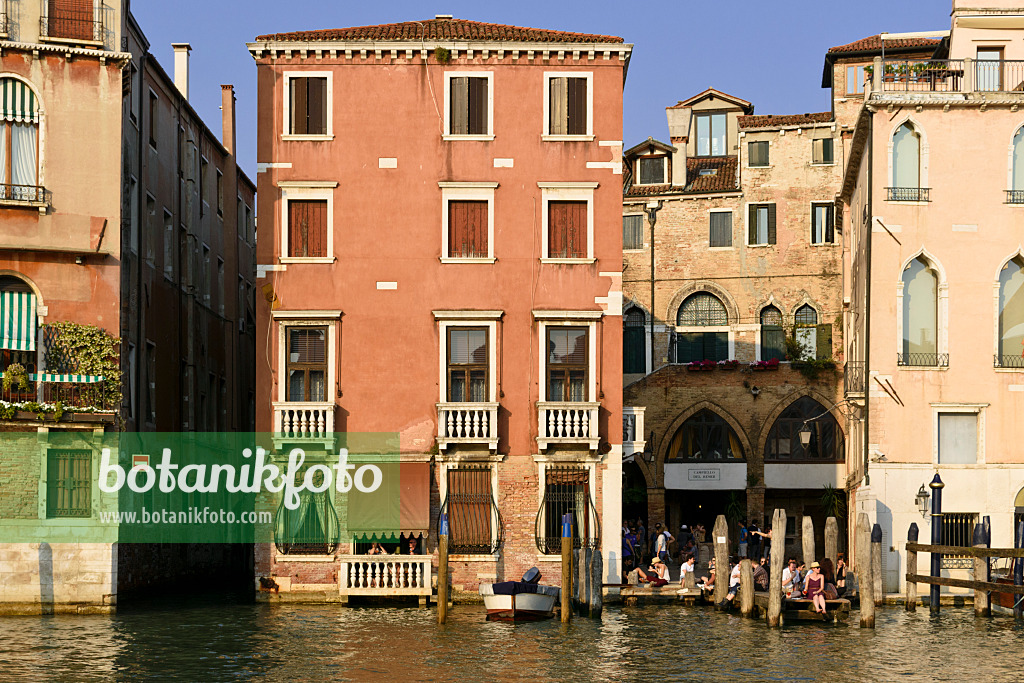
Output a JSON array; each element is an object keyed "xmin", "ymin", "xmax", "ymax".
[{"xmin": 172, "ymin": 43, "xmax": 191, "ymax": 100}]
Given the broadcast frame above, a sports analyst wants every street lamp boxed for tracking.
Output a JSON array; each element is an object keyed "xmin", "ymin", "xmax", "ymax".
[
  {"xmin": 915, "ymin": 484, "xmax": 930, "ymax": 516},
  {"xmin": 798, "ymin": 424, "xmax": 812, "ymax": 447}
]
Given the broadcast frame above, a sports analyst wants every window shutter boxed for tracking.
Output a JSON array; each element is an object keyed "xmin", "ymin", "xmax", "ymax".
[
  {"xmin": 762, "ymin": 326, "xmax": 785, "ymax": 362},
  {"xmin": 448, "ymin": 201, "xmax": 469, "ymax": 257},
  {"xmin": 289, "ymin": 200, "xmax": 327, "ymax": 257},
  {"xmin": 567, "ymin": 78, "xmax": 587, "ymax": 135},
  {"xmin": 450, "ymin": 77, "xmax": 469, "ymax": 135},
  {"xmin": 710, "ymin": 213, "xmax": 732, "ymax": 247},
  {"xmin": 816, "ymin": 324, "xmax": 832, "ymax": 360},
  {"xmin": 825, "ymin": 205, "xmax": 834, "ymax": 243},
  {"xmin": 291, "ymin": 78, "xmax": 308, "ymax": 135},
  {"xmin": 677, "ymin": 333, "xmax": 700, "ymax": 363},
  {"xmin": 308, "ymin": 200, "xmax": 326, "ymax": 257},
  {"xmin": 289, "ymin": 201, "xmax": 306, "ymax": 257},
  {"xmin": 623, "ymin": 215, "xmax": 643, "ymax": 250},
  {"xmin": 748, "ymin": 205, "xmax": 757, "ymax": 244},
  {"xmin": 767, "ymin": 204, "xmax": 777, "ymax": 244},
  {"xmin": 549, "ymin": 78, "xmax": 567, "ymax": 135},
  {"xmin": 468, "ymin": 77, "xmax": 488, "ymax": 135},
  {"xmin": 823, "ymin": 138, "xmax": 834, "ymax": 164},
  {"xmin": 307, "ymin": 78, "xmax": 326, "ymax": 135},
  {"xmin": 549, "ymin": 201, "xmax": 586, "ymax": 258},
  {"xmin": 713, "ymin": 332, "xmax": 729, "ymax": 361}
]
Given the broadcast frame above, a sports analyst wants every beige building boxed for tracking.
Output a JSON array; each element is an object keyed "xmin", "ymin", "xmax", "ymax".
[
  {"xmin": 622, "ymin": 87, "xmax": 847, "ymax": 553},
  {"xmin": 840, "ymin": 0, "xmax": 1024, "ymax": 596}
]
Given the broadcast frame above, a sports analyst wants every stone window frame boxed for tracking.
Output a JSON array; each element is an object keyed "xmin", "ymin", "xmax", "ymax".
[
  {"xmin": 443, "ymin": 70, "xmax": 494, "ymax": 141},
  {"xmin": 542, "ymin": 71, "xmax": 594, "ymax": 141},
  {"xmin": 277, "ymin": 181, "xmax": 337, "ymax": 264},
  {"xmin": 895, "ymin": 248, "xmax": 948, "ymax": 370},
  {"xmin": 992, "ymin": 249, "xmax": 1024, "ymax": 371},
  {"xmin": 887, "ymin": 116, "xmax": 930, "ymax": 203},
  {"xmin": 532, "ymin": 455, "xmax": 600, "ymax": 560},
  {"xmin": 438, "ymin": 182, "xmax": 497, "ymax": 264},
  {"xmin": 272, "ymin": 311, "xmax": 341, "ymax": 403},
  {"xmin": 1007, "ymin": 123, "xmax": 1024, "ymax": 198},
  {"xmin": 538, "ymin": 182, "xmax": 597, "ymax": 264},
  {"xmin": 281, "ymin": 71, "xmax": 334, "ymax": 141},
  {"xmin": 931, "ymin": 403, "xmax": 987, "ymax": 466}
]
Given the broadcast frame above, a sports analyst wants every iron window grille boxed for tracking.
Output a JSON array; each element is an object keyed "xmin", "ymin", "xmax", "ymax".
[
  {"xmin": 535, "ymin": 465, "xmax": 600, "ymax": 554},
  {"xmin": 441, "ymin": 465, "xmax": 503, "ymax": 555},
  {"xmin": 46, "ymin": 449, "xmax": 91, "ymax": 518},
  {"xmin": 897, "ymin": 353, "xmax": 948, "ymax": 367},
  {"xmin": 677, "ymin": 292, "xmax": 728, "ymax": 326},
  {"xmin": 886, "ymin": 187, "xmax": 930, "ymax": 202},
  {"xmin": 274, "ymin": 467, "xmax": 340, "ymax": 555}
]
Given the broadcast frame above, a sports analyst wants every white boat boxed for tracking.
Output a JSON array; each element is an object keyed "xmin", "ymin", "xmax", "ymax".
[{"xmin": 479, "ymin": 581, "xmax": 560, "ymax": 621}]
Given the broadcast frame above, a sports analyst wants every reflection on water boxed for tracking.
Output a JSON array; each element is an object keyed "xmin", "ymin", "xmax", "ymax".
[{"xmin": 0, "ymin": 594, "xmax": 1020, "ymax": 681}]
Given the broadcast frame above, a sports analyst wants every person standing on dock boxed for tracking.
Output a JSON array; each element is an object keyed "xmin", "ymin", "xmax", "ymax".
[
  {"xmin": 637, "ymin": 520, "xmax": 647, "ymax": 563},
  {"xmin": 654, "ymin": 524, "xmax": 673, "ymax": 564},
  {"xmin": 738, "ymin": 520, "xmax": 749, "ymax": 558}
]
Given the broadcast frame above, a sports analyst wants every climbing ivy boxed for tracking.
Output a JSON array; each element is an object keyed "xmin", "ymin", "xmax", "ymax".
[{"xmin": 41, "ymin": 322, "xmax": 122, "ymax": 415}]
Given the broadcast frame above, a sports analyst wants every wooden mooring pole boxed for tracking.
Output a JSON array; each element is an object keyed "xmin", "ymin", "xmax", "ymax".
[
  {"xmin": 905, "ymin": 523, "xmax": 918, "ymax": 612},
  {"xmin": 561, "ymin": 513, "xmax": 572, "ymax": 624},
  {"xmin": 825, "ymin": 516, "xmax": 839, "ymax": 567},
  {"xmin": 871, "ymin": 523, "xmax": 883, "ymax": 606},
  {"xmin": 713, "ymin": 515, "xmax": 729, "ymax": 608},
  {"xmin": 739, "ymin": 558, "xmax": 754, "ymax": 617},
  {"xmin": 767, "ymin": 508, "xmax": 785, "ymax": 628},
  {"xmin": 802, "ymin": 516, "xmax": 815, "ymax": 568},
  {"xmin": 437, "ymin": 513, "xmax": 449, "ymax": 625},
  {"xmin": 857, "ymin": 513, "xmax": 875, "ymax": 628},
  {"xmin": 973, "ymin": 523, "xmax": 990, "ymax": 617}
]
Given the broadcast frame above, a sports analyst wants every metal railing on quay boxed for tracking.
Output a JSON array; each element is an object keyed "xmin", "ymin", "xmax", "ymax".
[{"xmin": 897, "ymin": 352, "xmax": 948, "ymax": 368}]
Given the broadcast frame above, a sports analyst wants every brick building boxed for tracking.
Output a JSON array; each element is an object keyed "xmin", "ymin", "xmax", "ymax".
[
  {"xmin": 621, "ymin": 87, "xmax": 848, "ymax": 554},
  {"xmin": 248, "ymin": 16, "xmax": 630, "ymax": 600},
  {"xmin": 0, "ymin": 1, "xmax": 254, "ymax": 612}
]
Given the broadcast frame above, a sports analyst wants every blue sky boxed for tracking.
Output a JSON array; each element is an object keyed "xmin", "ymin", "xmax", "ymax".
[{"xmin": 133, "ymin": 0, "xmax": 945, "ymax": 176}]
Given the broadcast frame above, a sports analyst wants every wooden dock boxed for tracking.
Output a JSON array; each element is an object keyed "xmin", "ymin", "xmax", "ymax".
[
  {"xmin": 618, "ymin": 585, "xmax": 705, "ymax": 606},
  {"xmin": 752, "ymin": 592, "xmax": 850, "ymax": 623}
]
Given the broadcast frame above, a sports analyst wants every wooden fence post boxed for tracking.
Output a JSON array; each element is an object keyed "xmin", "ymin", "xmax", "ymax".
[
  {"xmin": 437, "ymin": 513, "xmax": 449, "ymax": 625},
  {"xmin": 973, "ymin": 523, "xmax": 990, "ymax": 617},
  {"xmin": 767, "ymin": 508, "xmax": 785, "ymax": 628},
  {"xmin": 871, "ymin": 523, "xmax": 883, "ymax": 606},
  {"xmin": 825, "ymin": 516, "xmax": 839, "ymax": 567},
  {"xmin": 713, "ymin": 515, "xmax": 729, "ymax": 608},
  {"xmin": 857, "ymin": 513, "xmax": 875, "ymax": 628},
  {"xmin": 740, "ymin": 558, "xmax": 754, "ymax": 617},
  {"xmin": 905, "ymin": 523, "xmax": 918, "ymax": 612},
  {"xmin": 802, "ymin": 516, "xmax": 815, "ymax": 568}
]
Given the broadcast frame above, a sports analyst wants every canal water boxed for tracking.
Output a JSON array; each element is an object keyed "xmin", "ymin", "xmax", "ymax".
[{"xmin": 0, "ymin": 594, "xmax": 1020, "ymax": 681}]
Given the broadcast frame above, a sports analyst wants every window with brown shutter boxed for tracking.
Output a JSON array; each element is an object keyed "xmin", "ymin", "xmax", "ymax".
[
  {"xmin": 747, "ymin": 203, "xmax": 776, "ymax": 245},
  {"xmin": 447, "ymin": 200, "xmax": 488, "ymax": 258},
  {"xmin": 48, "ymin": 0, "xmax": 94, "ymax": 41},
  {"xmin": 548, "ymin": 200, "xmax": 587, "ymax": 258},
  {"xmin": 289, "ymin": 77, "xmax": 328, "ymax": 135},
  {"xmin": 449, "ymin": 77, "xmax": 489, "ymax": 135},
  {"xmin": 549, "ymin": 77, "xmax": 588, "ymax": 135},
  {"xmin": 446, "ymin": 466, "xmax": 497, "ymax": 554},
  {"xmin": 286, "ymin": 327, "xmax": 327, "ymax": 402},
  {"xmin": 288, "ymin": 200, "xmax": 327, "ymax": 258}
]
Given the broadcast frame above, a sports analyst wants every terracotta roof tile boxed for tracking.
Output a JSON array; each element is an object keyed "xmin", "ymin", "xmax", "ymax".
[
  {"xmin": 738, "ymin": 112, "xmax": 833, "ymax": 129},
  {"xmin": 686, "ymin": 156, "xmax": 738, "ymax": 193},
  {"xmin": 827, "ymin": 34, "xmax": 940, "ymax": 55},
  {"xmin": 256, "ymin": 18, "xmax": 624, "ymax": 44},
  {"xmin": 624, "ymin": 183, "xmax": 675, "ymax": 197}
]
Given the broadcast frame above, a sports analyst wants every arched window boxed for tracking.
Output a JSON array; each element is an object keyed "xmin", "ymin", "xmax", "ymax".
[
  {"xmin": 794, "ymin": 304, "xmax": 819, "ymax": 360},
  {"xmin": 760, "ymin": 305, "xmax": 785, "ymax": 361},
  {"xmin": 1011, "ymin": 126, "xmax": 1024, "ymax": 203},
  {"xmin": 0, "ymin": 79, "xmax": 41, "ymax": 202},
  {"xmin": 891, "ymin": 122, "xmax": 922, "ymax": 201},
  {"xmin": 675, "ymin": 293, "xmax": 729, "ymax": 363},
  {"xmin": 668, "ymin": 409, "xmax": 743, "ymax": 461},
  {"xmin": 0, "ymin": 275, "xmax": 39, "ymax": 400},
  {"xmin": 765, "ymin": 396, "xmax": 844, "ymax": 461},
  {"xmin": 998, "ymin": 257, "xmax": 1024, "ymax": 367},
  {"xmin": 623, "ymin": 308, "xmax": 646, "ymax": 374},
  {"xmin": 901, "ymin": 257, "xmax": 939, "ymax": 365}
]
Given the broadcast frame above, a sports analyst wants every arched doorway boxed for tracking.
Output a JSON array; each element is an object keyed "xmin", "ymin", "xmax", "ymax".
[{"xmin": 1015, "ymin": 486, "xmax": 1024, "ymax": 535}]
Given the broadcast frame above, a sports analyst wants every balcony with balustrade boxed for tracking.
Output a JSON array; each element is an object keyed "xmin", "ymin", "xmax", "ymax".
[
  {"xmin": 272, "ymin": 402, "xmax": 336, "ymax": 448},
  {"xmin": 436, "ymin": 402, "xmax": 499, "ymax": 452},
  {"xmin": 337, "ymin": 555, "xmax": 433, "ymax": 603},
  {"xmin": 536, "ymin": 401, "xmax": 601, "ymax": 451}
]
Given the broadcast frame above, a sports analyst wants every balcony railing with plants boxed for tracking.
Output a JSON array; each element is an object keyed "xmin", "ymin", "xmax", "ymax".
[
  {"xmin": 897, "ymin": 352, "xmax": 949, "ymax": 368},
  {"xmin": 39, "ymin": 0, "xmax": 103, "ymax": 44},
  {"xmin": 1006, "ymin": 190, "xmax": 1024, "ymax": 205},
  {"xmin": 873, "ymin": 58, "xmax": 1024, "ymax": 94},
  {"xmin": 886, "ymin": 187, "xmax": 930, "ymax": 202}
]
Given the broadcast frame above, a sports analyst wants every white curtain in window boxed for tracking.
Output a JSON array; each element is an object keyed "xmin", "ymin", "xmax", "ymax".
[
  {"xmin": 12, "ymin": 123, "xmax": 37, "ymax": 187},
  {"xmin": 1013, "ymin": 128, "xmax": 1024, "ymax": 190},
  {"xmin": 999, "ymin": 258, "xmax": 1024, "ymax": 358},
  {"xmin": 902, "ymin": 258, "xmax": 937, "ymax": 355},
  {"xmin": 893, "ymin": 123, "xmax": 920, "ymax": 188},
  {"xmin": 938, "ymin": 413, "xmax": 977, "ymax": 464}
]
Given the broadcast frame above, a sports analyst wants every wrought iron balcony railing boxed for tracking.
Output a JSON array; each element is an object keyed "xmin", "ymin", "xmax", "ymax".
[
  {"xmin": 878, "ymin": 59, "xmax": 1024, "ymax": 94},
  {"xmin": 39, "ymin": 1, "xmax": 103, "ymax": 44},
  {"xmin": 994, "ymin": 354, "xmax": 1024, "ymax": 369},
  {"xmin": 1006, "ymin": 190, "xmax": 1024, "ymax": 205},
  {"xmin": 844, "ymin": 360, "xmax": 866, "ymax": 395},
  {"xmin": 886, "ymin": 187, "xmax": 930, "ymax": 202},
  {"xmin": 897, "ymin": 352, "xmax": 948, "ymax": 368},
  {"xmin": 0, "ymin": 375, "xmax": 113, "ymax": 412},
  {"xmin": 0, "ymin": 184, "xmax": 46, "ymax": 204}
]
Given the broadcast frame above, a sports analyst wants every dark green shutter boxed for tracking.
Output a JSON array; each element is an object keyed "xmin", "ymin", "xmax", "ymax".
[
  {"xmin": 767, "ymin": 204, "xmax": 777, "ymax": 244},
  {"xmin": 748, "ymin": 204, "xmax": 757, "ymax": 244},
  {"xmin": 825, "ymin": 205, "xmax": 834, "ymax": 243},
  {"xmin": 624, "ymin": 327, "xmax": 645, "ymax": 373},
  {"xmin": 677, "ymin": 333, "xmax": 700, "ymax": 363},
  {"xmin": 816, "ymin": 324, "xmax": 832, "ymax": 360},
  {"xmin": 713, "ymin": 332, "xmax": 729, "ymax": 361},
  {"xmin": 762, "ymin": 326, "xmax": 785, "ymax": 361}
]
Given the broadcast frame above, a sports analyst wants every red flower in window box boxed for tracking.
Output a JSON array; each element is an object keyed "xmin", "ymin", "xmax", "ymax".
[{"xmin": 717, "ymin": 360, "xmax": 739, "ymax": 370}]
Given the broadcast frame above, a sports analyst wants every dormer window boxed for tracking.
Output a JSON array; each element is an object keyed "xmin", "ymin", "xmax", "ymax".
[
  {"xmin": 695, "ymin": 113, "xmax": 726, "ymax": 157},
  {"xmin": 698, "ymin": 169, "xmax": 717, "ymax": 177},
  {"xmin": 637, "ymin": 156, "xmax": 666, "ymax": 185}
]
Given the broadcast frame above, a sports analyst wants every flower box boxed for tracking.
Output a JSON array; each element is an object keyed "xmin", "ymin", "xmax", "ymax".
[{"xmin": 717, "ymin": 360, "xmax": 739, "ymax": 370}]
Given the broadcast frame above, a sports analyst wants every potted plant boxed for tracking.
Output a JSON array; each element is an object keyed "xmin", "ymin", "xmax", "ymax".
[
  {"xmin": 1, "ymin": 363, "xmax": 29, "ymax": 395},
  {"xmin": 883, "ymin": 63, "xmax": 897, "ymax": 83},
  {"xmin": 686, "ymin": 361, "xmax": 702, "ymax": 372},
  {"xmin": 765, "ymin": 357, "xmax": 780, "ymax": 370},
  {"xmin": 718, "ymin": 359, "xmax": 739, "ymax": 370},
  {"xmin": 698, "ymin": 359, "xmax": 716, "ymax": 371}
]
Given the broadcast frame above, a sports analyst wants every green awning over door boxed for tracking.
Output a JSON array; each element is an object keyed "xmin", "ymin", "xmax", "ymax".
[{"xmin": 0, "ymin": 291, "xmax": 37, "ymax": 351}]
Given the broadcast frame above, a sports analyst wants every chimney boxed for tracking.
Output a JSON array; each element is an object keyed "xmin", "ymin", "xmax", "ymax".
[
  {"xmin": 221, "ymin": 85, "xmax": 236, "ymax": 156},
  {"xmin": 665, "ymin": 105, "xmax": 691, "ymax": 186},
  {"xmin": 172, "ymin": 43, "xmax": 191, "ymax": 100}
]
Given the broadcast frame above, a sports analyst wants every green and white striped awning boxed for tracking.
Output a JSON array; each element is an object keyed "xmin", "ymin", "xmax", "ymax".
[
  {"xmin": 0, "ymin": 291, "xmax": 37, "ymax": 352},
  {"xmin": 0, "ymin": 79, "xmax": 39, "ymax": 124},
  {"xmin": 0, "ymin": 372, "xmax": 105, "ymax": 383}
]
